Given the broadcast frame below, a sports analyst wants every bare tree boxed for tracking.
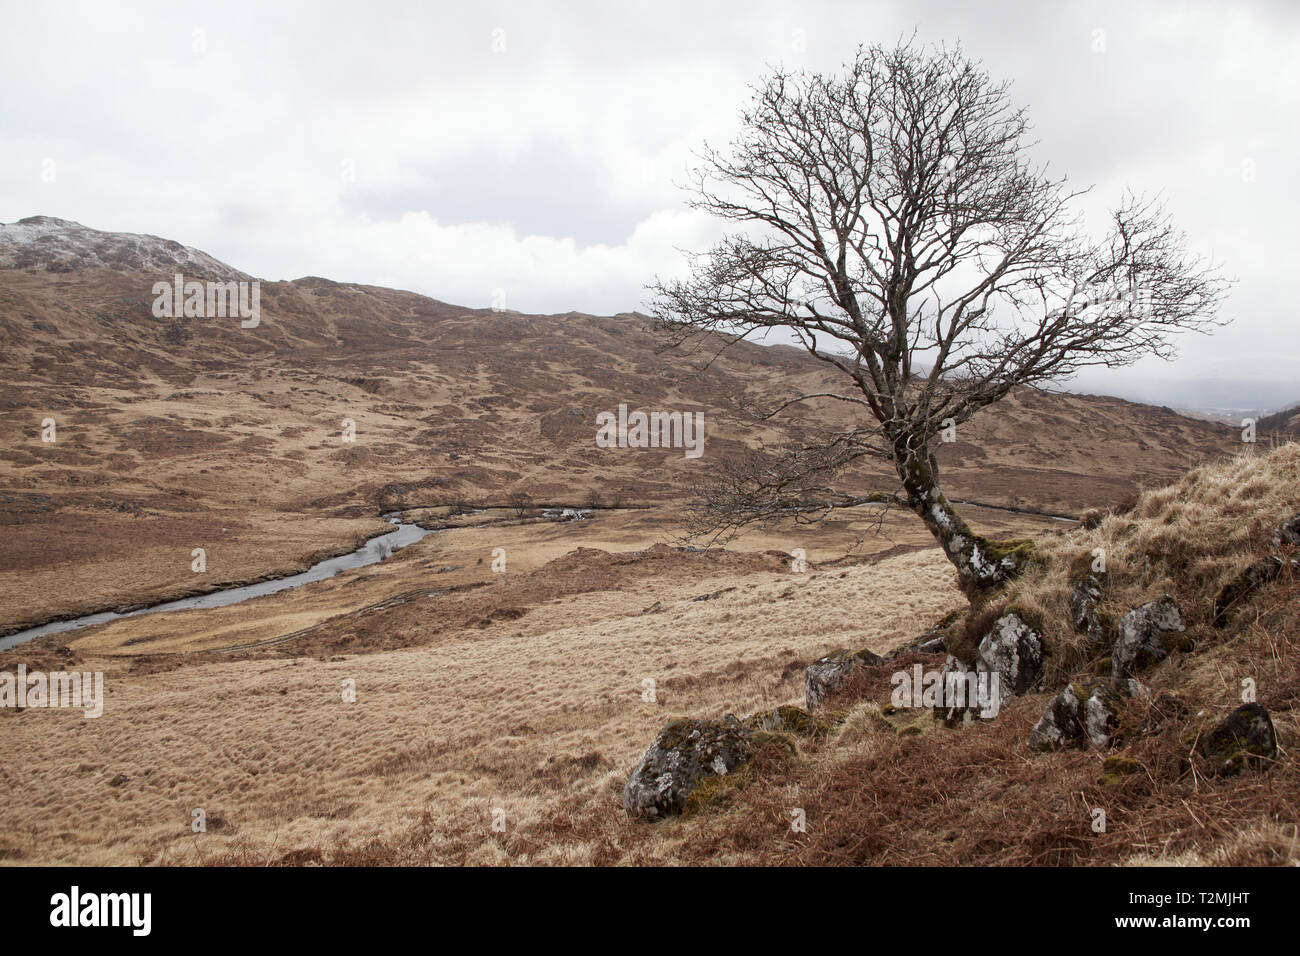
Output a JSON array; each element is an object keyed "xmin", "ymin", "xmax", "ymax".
[
  {"xmin": 652, "ymin": 39, "xmax": 1227, "ymax": 594},
  {"xmin": 508, "ymin": 491, "xmax": 533, "ymax": 518}
]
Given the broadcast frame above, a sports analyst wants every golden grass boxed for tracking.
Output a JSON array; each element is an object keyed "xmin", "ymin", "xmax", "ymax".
[{"xmin": 0, "ymin": 534, "xmax": 964, "ymax": 864}]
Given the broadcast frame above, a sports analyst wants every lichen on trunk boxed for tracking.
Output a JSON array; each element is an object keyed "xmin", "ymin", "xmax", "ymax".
[{"xmin": 894, "ymin": 437, "xmax": 1032, "ymax": 595}]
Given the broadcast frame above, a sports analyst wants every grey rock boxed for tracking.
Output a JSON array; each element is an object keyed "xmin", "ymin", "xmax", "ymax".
[
  {"xmin": 1111, "ymin": 597, "xmax": 1187, "ymax": 679},
  {"xmin": 1196, "ymin": 703, "xmax": 1278, "ymax": 776},
  {"xmin": 1028, "ymin": 680, "xmax": 1136, "ymax": 754},
  {"xmin": 1084, "ymin": 684, "xmax": 1121, "ymax": 747},
  {"xmin": 805, "ymin": 647, "xmax": 883, "ymax": 710},
  {"xmin": 1027, "ymin": 684, "xmax": 1085, "ymax": 752},
  {"xmin": 1069, "ymin": 574, "xmax": 1108, "ymax": 645},
  {"xmin": 622, "ymin": 718, "xmax": 754, "ymax": 820},
  {"xmin": 975, "ymin": 613, "xmax": 1043, "ymax": 697}
]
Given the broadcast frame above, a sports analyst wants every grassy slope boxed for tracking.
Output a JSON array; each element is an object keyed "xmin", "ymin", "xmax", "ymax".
[{"xmin": 3, "ymin": 448, "xmax": 1293, "ymax": 865}]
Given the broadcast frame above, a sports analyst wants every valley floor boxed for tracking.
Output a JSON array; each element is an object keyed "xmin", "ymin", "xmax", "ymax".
[{"xmin": 3, "ymin": 504, "xmax": 1032, "ymax": 865}]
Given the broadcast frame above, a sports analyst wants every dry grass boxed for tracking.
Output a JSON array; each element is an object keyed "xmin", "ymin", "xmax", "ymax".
[
  {"xmin": 258, "ymin": 445, "xmax": 1300, "ymax": 867},
  {"xmin": 0, "ymin": 530, "xmax": 965, "ymax": 865},
  {"xmin": 1, "ymin": 445, "xmax": 1287, "ymax": 867}
]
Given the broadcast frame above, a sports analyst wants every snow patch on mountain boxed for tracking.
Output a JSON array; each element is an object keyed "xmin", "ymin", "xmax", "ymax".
[{"xmin": 0, "ymin": 216, "xmax": 251, "ymax": 280}]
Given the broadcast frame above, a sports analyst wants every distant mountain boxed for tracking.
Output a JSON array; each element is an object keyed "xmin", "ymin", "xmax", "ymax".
[
  {"xmin": 0, "ymin": 216, "xmax": 1238, "ymax": 518},
  {"xmin": 0, "ymin": 216, "xmax": 249, "ymax": 280}
]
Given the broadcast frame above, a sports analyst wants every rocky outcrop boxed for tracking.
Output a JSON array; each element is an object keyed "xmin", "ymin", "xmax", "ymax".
[
  {"xmin": 622, "ymin": 718, "xmax": 755, "ymax": 821},
  {"xmin": 1069, "ymin": 573, "xmax": 1108, "ymax": 645},
  {"xmin": 739, "ymin": 704, "xmax": 829, "ymax": 738},
  {"xmin": 805, "ymin": 647, "xmax": 883, "ymax": 710},
  {"xmin": 1195, "ymin": 703, "xmax": 1278, "ymax": 776},
  {"xmin": 975, "ymin": 612, "xmax": 1044, "ymax": 696},
  {"xmin": 1026, "ymin": 679, "xmax": 1138, "ymax": 753},
  {"xmin": 934, "ymin": 612, "xmax": 1043, "ymax": 725},
  {"xmin": 1111, "ymin": 597, "xmax": 1188, "ymax": 679}
]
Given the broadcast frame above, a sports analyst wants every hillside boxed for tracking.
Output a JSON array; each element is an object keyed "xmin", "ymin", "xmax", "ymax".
[
  {"xmin": 1257, "ymin": 402, "xmax": 1300, "ymax": 441},
  {"xmin": 0, "ymin": 218, "xmax": 1237, "ymax": 633}
]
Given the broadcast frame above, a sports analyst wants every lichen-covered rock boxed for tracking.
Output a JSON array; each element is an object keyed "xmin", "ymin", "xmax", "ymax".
[
  {"xmin": 1027, "ymin": 680, "xmax": 1125, "ymax": 753},
  {"xmin": 1027, "ymin": 684, "xmax": 1084, "ymax": 752},
  {"xmin": 1084, "ymin": 683, "xmax": 1122, "ymax": 747},
  {"xmin": 1111, "ymin": 597, "xmax": 1188, "ymax": 679},
  {"xmin": 975, "ymin": 612, "xmax": 1044, "ymax": 696},
  {"xmin": 1069, "ymin": 574, "xmax": 1108, "ymax": 645},
  {"xmin": 740, "ymin": 704, "xmax": 829, "ymax": 738},
  {"xmin": 1274, "ymin": 513, "xmax": 1300, "ymax": 549},
  {"xmin": 891, "ymin": 609, "xmax": 963, "ymax": 659},
  {"xmin": 1212, "ymin": 557, "xmax": 1285, "ymax": 628},
  {"xmin": 622, "ymin": 718, "xmax": 754, "ymax": 821},
  {"xmin": 934, "ymin": 613, "xmax": 1042, "ymax": 726},
  {"xmin": 931, "ymin": 654, "xmax": 1007, "ymax": 725},
  {"xmin": 805, "ymin": 647, "xmax": 883, "ymax": 710},
  {"xmin": 1196, "ymin": 703, "xmax": 1277, "ymax": 776}
]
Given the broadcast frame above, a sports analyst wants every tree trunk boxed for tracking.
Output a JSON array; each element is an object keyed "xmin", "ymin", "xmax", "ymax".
[{"xmin": 892, "ymin": 436, "xmax": 1029, "ymax": 594}]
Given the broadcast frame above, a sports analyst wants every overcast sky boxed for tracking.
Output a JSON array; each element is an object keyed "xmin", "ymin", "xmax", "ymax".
[{"xmin": 2, "ymin": 1, "xmax": 1296, "ymax": 410}]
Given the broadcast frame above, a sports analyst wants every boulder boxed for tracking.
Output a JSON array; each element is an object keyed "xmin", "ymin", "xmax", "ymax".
[
  {"xmin": 805, "ymin": 647, "xmax": 883, "ymax": 710},
  {"xmin": 739, "ymin": 704, "xmax": 829, "ymax": 738},
  {"xmin": 1196, "ymin": 703, "xmax": 1277, "ymax": 776},
  {"xmin": 1027, "ymin": 680, "xmax": 1126, "ymax": 753},
  {"xmin": 1069, "ymin": 574, "xmax": 1108, "ymax": 645},
  {"xmin": 975, "ymin": 612, "xmax": 1043, "ymax": 696},
  {"xmin": 1027, "ymin": 684, "xmax": 1084, "ymax": 752},
  {"xmin": 932, "ymin": 654, "xmax": 1006, "ymax": 725},
  {"xmin": 1083, "ymin": 683, "xmax": 1122, "ymax": 747},
  {"xmin": 622, "ymin": 718, "xmax": 754, "ymax": 821},
  {"xmin": 1212, "ymin": 557, "xmax": 1285, "ymax": 628},
  {"xmin": 1111, "ymin": 597, "xmax": 1188, "ymax": 679},
  {"xmin": 933, "ymin": 613, "xmax": 1042, "ymax": 726}
]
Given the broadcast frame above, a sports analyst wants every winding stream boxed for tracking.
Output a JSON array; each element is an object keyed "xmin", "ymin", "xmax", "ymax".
[{"xmin": 0, "ymin": 515, "xmax": 432, "ymax": 651}]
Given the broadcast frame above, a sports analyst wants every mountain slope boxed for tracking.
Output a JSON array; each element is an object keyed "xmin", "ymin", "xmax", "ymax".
[{"xmin": 0, "ymin": 217, "xmax": 1238, "ymax": 630}]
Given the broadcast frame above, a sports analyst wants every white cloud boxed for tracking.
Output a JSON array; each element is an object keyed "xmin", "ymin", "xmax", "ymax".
[{"xmin": 0, "ymin": 0, "xmax": 1295, "ymax": 404}]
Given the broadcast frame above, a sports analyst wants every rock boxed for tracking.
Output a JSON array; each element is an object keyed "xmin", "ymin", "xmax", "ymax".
[
  {"xmin": 740, "ymin": 704, "xmax": 828, "ymax": 738},
  {"xmin": 805, "ymin": 647, "xmax": 883, "ymax": 710},
  {"xmin": 1084, "ymin": 683, "xmax": 1122, "ymax": 747},
  {"xmin": 934, "ymin": 613, "xmax": 1042, "ymax": 726},
  {"xmin": 1274, "ymin": 514, "xmax": 1300, "ymax": 549},
  {"xmin": 622, "ymin": 718, "xmax": 754, "ymax": 821},
  {"xmin": 1027, "ymin": 681, "xmax": 1124, "ymax": 753},
  {"xmin": 1069, "ymin": 574, "xmax": 1108, "ymax": 645},
  {"xmin": 1027, "ymin": 684, "xmax": 1084, "ymax": 752},
  {"xmin": 975, "ymin": 612, "xmax": 1043, "ymax": 697},
  {"xmin": 1212, "ymin": 557, "xmax": 1285, "ymax": 628},
  {"xmin": 1111, "ymin": 597, "xmax": 1188, "ymax": 679},
  {"xmin": 1196, "ymin": 703, "xmax": 1277, "ymax": 776},
  {"xmin": 932, "ymin": 655, "xmax": 1003, "ymax": 725},
  {"xmin": 890, "ymin": 609, "xmax": 963, "ymax": 659}
]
